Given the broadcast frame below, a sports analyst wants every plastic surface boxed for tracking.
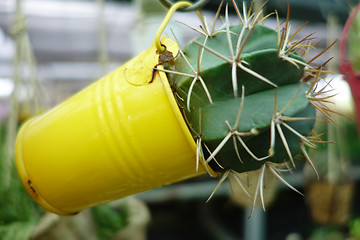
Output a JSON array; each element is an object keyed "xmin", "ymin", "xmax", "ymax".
[{"xmin": 15, "ymin": 37, "xmax": 208, "ymax": 215}]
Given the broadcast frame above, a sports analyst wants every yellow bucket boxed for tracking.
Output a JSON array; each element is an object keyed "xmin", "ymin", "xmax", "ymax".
[{"xmin": 15, "ymin": 37, "xmax": 210, "ymax": 215}]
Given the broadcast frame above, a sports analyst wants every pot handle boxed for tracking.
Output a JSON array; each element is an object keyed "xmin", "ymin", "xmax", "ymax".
[
  {"xmin": 155, "ymin": 1, "xmax": 205, "ymax": 53},
  {"xmin": 159, "ymin": 0, "xmax": 209, "ymax": 12}
]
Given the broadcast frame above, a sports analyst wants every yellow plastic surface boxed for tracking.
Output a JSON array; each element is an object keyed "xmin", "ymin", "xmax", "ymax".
[{"xmin": 15, "ymin": 37, "xmax": 211, "ymax": 215}]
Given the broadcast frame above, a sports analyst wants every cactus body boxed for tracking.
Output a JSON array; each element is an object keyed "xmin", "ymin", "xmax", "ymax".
[
  {"xmin": 158, "ymin": 1, "xmax": 337, "ymax": 210},
  {"xmin": 168, "ymin": 23, "xmax": 316, "ymax": 174}
]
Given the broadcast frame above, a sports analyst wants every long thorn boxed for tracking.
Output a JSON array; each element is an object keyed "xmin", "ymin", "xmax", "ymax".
[
  {"xmin": 268, "ymin": 164, "xmax": 303, "ymax": 196},
  {"xmin": 300, "ymin": 142, "xmax": 319, "ymax": 180},
  {"xmin": 288, "ymin": 21, "xmax": 309, "ymax": 42},
  {"xmin": 187, "ymin": 76, "xmax": 199, "ymax": 111},
  {"xmin": 276, "ymin": 123, "xmax": 296, "ymax": 168},
  {"xmin": 235, "ymin": 26, "xmax": 255, "ymax": 61},
  {"xmin": 211, "ymin": 0, "xmax": 224, "ymax": 35},
  {"xmin": 234, "ymin": 85, "xmax": 245, "ymax": 128},
  {"xmin": 202, "ymin": 143, "xmax": 224, "ymax": 170},
  {"xmin": 269, "ymin": 119, "xmax": 276, "ymax": 156},
  {"xmin": 232, "ymin": 62, "xmax": 239, "ymax": 97},
  {"xmin": 207, "ymin": 171, "xmax": 229, "ymax": 202},
  {"xmin": 229, "ymin": 170, "xmax": 252, "ymax": 199},
  {"xmin": 201, "ymin": 145, "xmax": 223, "ymax": 177},
  {"xmin": 198, "ymin": 76, "xmax": 214, "ymax": 104},
  {"xmin": 281, "ymin": 122, "xmax": 317, "ymax": 149},
  {"xmin": 232, "ymin": 0, "xmax": 244, "ymax": 25},
  {"xmin": 225, "ymin": 4, "xmax": 235, "ymax": 59},
  {"xmin": 307, "ymin": 40, "xmax": 337, "ymax": 64},
  {"xmin": 249, "ymin": 182, "xmax": 259, "ymax": 217},
  {"xmin": 279, "ymin": 84, "xmax": 302, "ymax": 115},
  {"xmin": 196, "ymin": 138, "xmax": 201, "ymax": 172},
  {"xmin": 235, "ymin": 134, "xmax": 270, "ymax": 161},
  {"xmin": 233, "ymin": 136, "xmax": 243, "ymax": 163},
  {"xmin": 259, "ymin": 164, "xmax": 267, "ymax": 211},
  {"xmin": 238, "ymin": 62, "xmax": 277, "ymax": 87},
  {"xmin": 194, "ymin": 41, "xmax": 231, "ymax": 63},
  {"xmin": 206, "ymin": 132, "xmax": 232, "ymax": 163}
]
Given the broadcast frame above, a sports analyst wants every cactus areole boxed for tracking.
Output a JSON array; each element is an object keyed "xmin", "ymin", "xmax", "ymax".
[{"xmin": 165, "ymin": 22, "xmax": 315, "ymax": 175}]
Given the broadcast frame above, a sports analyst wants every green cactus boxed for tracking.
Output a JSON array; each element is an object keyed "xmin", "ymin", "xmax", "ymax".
[{"xmin": 160, "ymin": 1, "xmax": 334, "ymax": 211}]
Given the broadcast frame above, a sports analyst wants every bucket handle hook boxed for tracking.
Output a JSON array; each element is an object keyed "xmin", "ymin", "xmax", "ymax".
[
  {"xmin": 155, "ymin": 1, "xmax": 206, "ymax": 53},
  {"xmin": 159, "ymin": 0, "xmax": 209, "ymax": 12}
]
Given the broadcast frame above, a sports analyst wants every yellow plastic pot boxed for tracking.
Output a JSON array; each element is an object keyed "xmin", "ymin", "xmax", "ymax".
[{"xmin": 15, "ymin": 37, "xmax": 211, "ymax": 215}]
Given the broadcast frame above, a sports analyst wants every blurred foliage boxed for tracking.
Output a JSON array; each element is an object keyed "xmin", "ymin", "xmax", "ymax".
[
  {"xmin": 349, "ymin": 217, "xmax": 360, "ymax": 238},
  {"xmin": 342, "ymin": 119, "xmax": 360, "ymax": 162},
  {"xmin": 307, "ymin": 113, "xmax": 360, "ymax": 182},
  {"xmin": 0, "ymin": 122, "xmax": 43, "ymax": 240},
  {"xmin": 309, "ymin": 226, "xmax": 345, "ymax": 240},
  {"xmin": 316, "ymin": 117, "xmax": 360, "ymax": 163},
  {"xmin": 348, "ymin": 6, "xmax": 360, "ymax": 73},
  {"xmin": 92, "ymin": 203, "xmax": 129, "ymax": 240}
]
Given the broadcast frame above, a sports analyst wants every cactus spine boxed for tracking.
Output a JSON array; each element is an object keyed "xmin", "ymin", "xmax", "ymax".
[{"xmin": 160, "ymin": 1, "xmax": 335, "ymax": 211}]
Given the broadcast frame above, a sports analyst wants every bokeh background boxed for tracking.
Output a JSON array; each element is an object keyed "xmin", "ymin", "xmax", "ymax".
[{"xmin": 1, "ymin": 0, "xmax": 360, "ymax": 239}]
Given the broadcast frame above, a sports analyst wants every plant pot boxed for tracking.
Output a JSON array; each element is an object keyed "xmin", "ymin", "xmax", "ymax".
[
  {"xmin": 15, "ymin": 37, "xmax": 211, "ymax": 216},
  {"xmin": 306, "ymin": 181, "xmax": 354, "ymax": 225}
]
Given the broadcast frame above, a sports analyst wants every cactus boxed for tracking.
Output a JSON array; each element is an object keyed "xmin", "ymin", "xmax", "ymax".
[{"xmin": 159, "ymin": 1, "xmax": 335, "ymax": 211}]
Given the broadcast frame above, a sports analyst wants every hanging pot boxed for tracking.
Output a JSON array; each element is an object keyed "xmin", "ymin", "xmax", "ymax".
[
  {"xmin": 15, "ymin": 37, "xmax": 210, "ymax": 215},
  {"xmin": 306, "ymin": 181, "xmax": 354, "ymax": 225}
]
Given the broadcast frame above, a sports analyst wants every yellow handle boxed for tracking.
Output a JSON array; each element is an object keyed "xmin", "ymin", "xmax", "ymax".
[{"xmin": 155, "ymin": 1, "xmax": 204, "ymax": 53}]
